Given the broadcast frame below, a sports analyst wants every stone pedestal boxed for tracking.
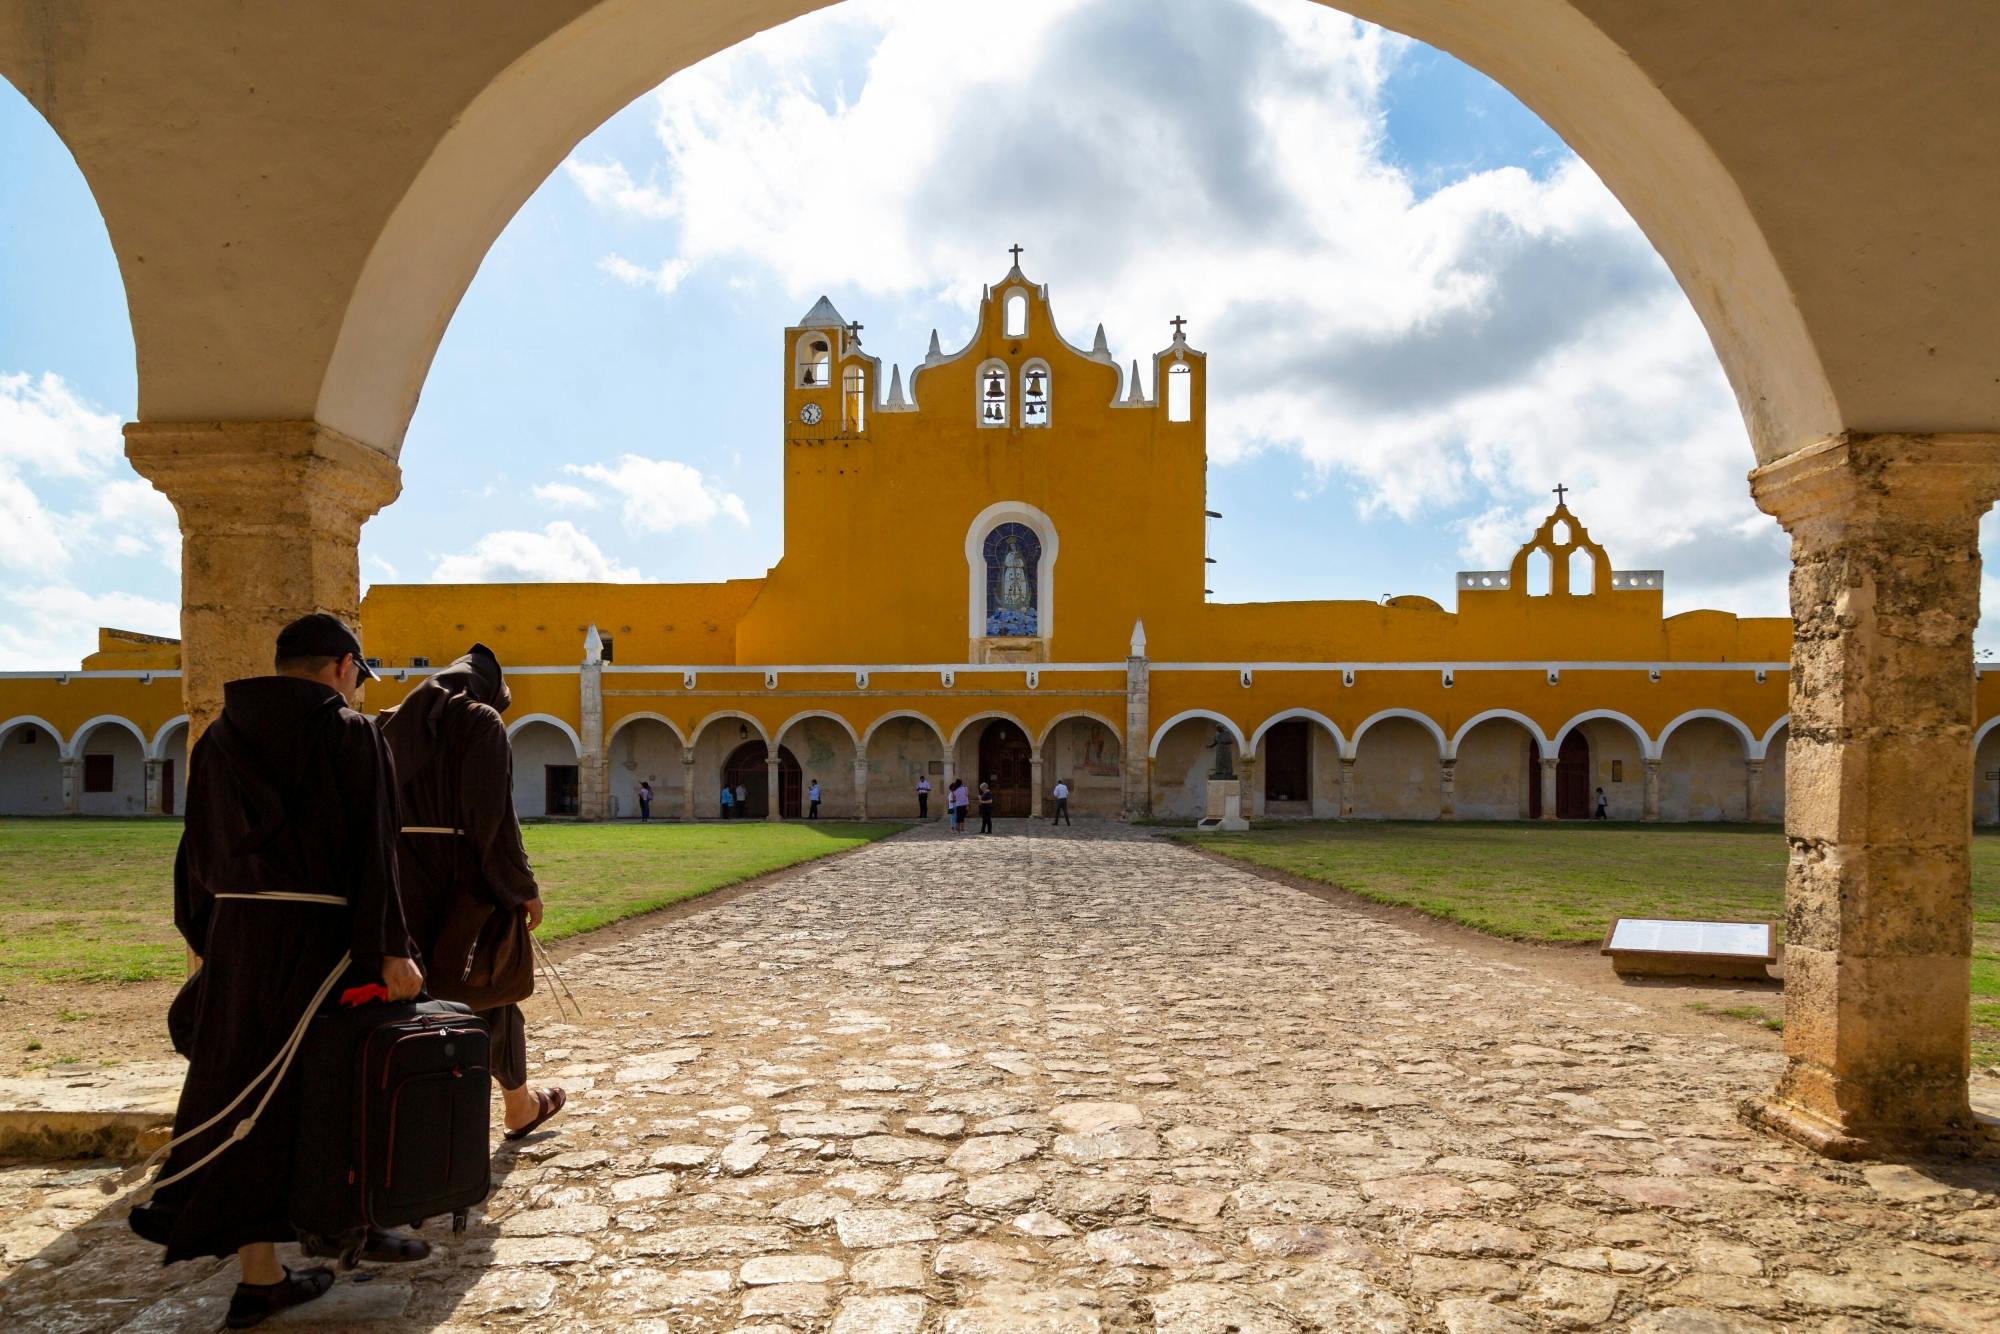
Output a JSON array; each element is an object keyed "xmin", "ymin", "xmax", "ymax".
[
  {"xmin": 1748, "ymin": 431, "xmax": 2000, "ymax": 1158},
  {"xmin": 1196, "ymin": 778, "xmax": 1248, "ymax": 832},
  {"xmin": 1538, "ymin": 758, "xmax": 1558, "ymax": 821},
  {"xmin": 143, "ymin": 758, "xmax": 165, "ymax": 817},
  {"xmin": 1439, "ymin": 759, "xmax": 1457, "ymax": 820},
  {"xmin": 1642, "ymin": 758, "xmax": 1662, "ymax": 822},
  {"xmin": 125, "ymin": 421, "xmax": 401, "ymax": 742}
]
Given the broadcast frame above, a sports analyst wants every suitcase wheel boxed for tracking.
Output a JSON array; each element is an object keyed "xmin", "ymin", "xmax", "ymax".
[{"xmin": 452, "ymin": 1209, "xmax": 469, "ymax": 1237}]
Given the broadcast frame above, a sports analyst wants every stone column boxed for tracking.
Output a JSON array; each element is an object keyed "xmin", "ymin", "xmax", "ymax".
[
  {"xmin": 1747, "ymin": 432, "xmax": 2000, "ymax": 1157},
  {"xmin": 1538, "ymin": 758, "xmax": 1558, "ymax": 821},
  {"xmin": 1030, "ymin": 754, "xmax": 1045, "ymax": 819},
  {"xmin": 578, "ymin": 651, "xmax": 605, "ymax": 821},
  {"xmin": 682, "ymin": 750, "xmax": 697, "ymax": 822},
  {"xmin": 765, "ymin": 755, "xmax": 783, "ymax": 821},
  {"xmin": 125, "ymin": 421, "xmax": 401, "ymax": 743},
  {"xmin": 1124, "ymin": 644, "xmax": 1150, "ymax": 820},
  {"xmin": 1641, "ymin": 759, "xmax": 1662, "ymax": 822},
  {"xmin": 60, "ymin": 757, "xmax": 81, "ymax": 815},
  {"xmin": 941, "ymin": 758, "xmax": 956, "ymax": 821},
  {"xmin": 144, "ymin": 759, "xmax": 165, "ymax": 817},
  {"xmin": 1744, "ymin": 758, "xmax": 1765, "ymax": 822},
  {"xmin": 1439, "ymin": 758, "xmax": 1457, "ymax": 820},
  {"xmin": 1240, "ymin": 755, "xmax": 1261, "ymax": 819},
  {"xmin": 853, "ymin": 757, "xmax": 871, "ymax": 819},
  {"xmin": 1338, "ymin": 757, "xmax": 1356, "ymax": 818}
]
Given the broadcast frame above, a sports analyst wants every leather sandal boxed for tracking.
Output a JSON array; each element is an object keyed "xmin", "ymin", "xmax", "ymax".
[
  {"xmin": 225, "ymin": 1265, "xmax": 334, "ymax": 1328},
  {"xmin": 503, "ymin": 1086, "xmax": 567, "ymax": 1140}
]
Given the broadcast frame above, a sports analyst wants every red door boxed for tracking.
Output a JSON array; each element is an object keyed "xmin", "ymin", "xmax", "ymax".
[
  {"xmin": 978, "ymin": 721, "xmax": 1033, "ymax": 817},
  {"xmin": 161, "ymin": 759, "xmax": 175, "ymax": 816}
]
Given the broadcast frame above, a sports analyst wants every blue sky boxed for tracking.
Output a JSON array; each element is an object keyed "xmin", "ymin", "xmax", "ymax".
[{"xmin": 1, "ymin": 0, "xmax": 1833, "ymax": 669}]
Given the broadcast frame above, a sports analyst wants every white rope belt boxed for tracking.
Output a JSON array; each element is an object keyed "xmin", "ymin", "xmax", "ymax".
[
  {"xmin": 126, "ymin": 890, "xmax": 352, "ymax": 1204},
  {"xmin": 401, "ymin": 826, "xmax": 465, "ymax": 835}
]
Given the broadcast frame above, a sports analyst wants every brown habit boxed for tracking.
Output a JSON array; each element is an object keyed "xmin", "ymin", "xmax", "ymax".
[{"xmin": 131, "ymin": 676, "xmax": 410, "ymax": 1263}]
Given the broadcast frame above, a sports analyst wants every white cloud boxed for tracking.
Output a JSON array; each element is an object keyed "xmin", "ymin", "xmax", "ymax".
[
  {"xmin": 0, "ymin": 583, "xmax": 180, "ymax": 671},
  {"xmin": 0, "ymin": 467, "xmax": 71, "ymax": 574},
  {"xmin": 531, "ymin": 482, "xmax": 603, "ymax": 510},
  {"xmin": 567, "ymin": 0, "xmax": 1783, "ymax": 615},
  {"xmin": 564, "ymin": 454, "xmax": 749, "ymax": 533},
  {"xmin": 431, "ymin": 521, "xmax": 644, "ymax": 583},
  {"xmin": 598, "ymin": 254, "xmax": 694, "ymax": 297},
  {"xmin": 0, "ymin": 370, "xmax": 123, "ymax": 478}
]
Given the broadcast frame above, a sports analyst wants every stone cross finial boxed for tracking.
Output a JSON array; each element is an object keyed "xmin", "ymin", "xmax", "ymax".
[
  {"xmin": 1553, "ymin": 482, "xmax": 1569, "ymax": 506},
  {"xmin": 1008, "ymin": 243, "xmax": 1024, "ymax": 265},
  {"xmin": 846, "ymin": 320, "xmax": 863, "ymax": 344},
  {"xmin": 1170, "ymin": 315, "xmax": 1187, "ymax": 338}
]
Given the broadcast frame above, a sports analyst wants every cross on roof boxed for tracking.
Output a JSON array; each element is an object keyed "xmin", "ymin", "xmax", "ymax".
[
  {"xmin": 1553, "ymin": 482, "xmax": 1569, "ymax": 506},
  {"xmin": 846, "ymin": 320, "xmax": 863, "ymax": 342},
  {"xmin": 1008, "ymin": 243, "xmax": 1024, "ymax": 265},
  {"xmin": 1170, "ymin": 315, "xmax": 1187, "ymax": 337}
]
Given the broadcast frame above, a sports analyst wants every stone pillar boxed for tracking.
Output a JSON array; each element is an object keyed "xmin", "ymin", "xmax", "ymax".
[
  {"xmin": 578, "ymin": 650, "xmax": 605, "ymax": 821},
  {"xmin": 1240, "ymin": 755, "xmax": 1261, "ymax": 819},
  {"xmin": 1124, "ymin": 646, "xmax": 1150, "ymax": 820},
  {"xmin": 682, "ymin": 750, "xmax": 697, "ymax": 822},
  {"xmin": 144, "ymin": 759, "xmax": 165, "ymax": 817},
  {"xmin": 1338, "ymin": 757, "xmax": 1356, "ymax": 818},
  {"xmin": 1538, "ymin": 758, "xmax": 1558, "ymax": 821},
  {"xmin": 1746, "ymin": 432, "xmax": 2000, "ymax": 1158},
  {"xmin": 853, "ymin": 757, "xmax": 871, "ymax": 819},
  {"xmin": 125, "ymin": 422, "xmax": 401, "ymax": 743},
  {"xmin": 1641, "ymin": 759, "xmax": 1662, "ymax": 822},
  {"xmin": 942, "ymin": 758, "xmax": 956, "ymax": 821},
  {"xmin": 60, "ymin": 757, "xmax": 81, "ymax": 815},
  {"xmin": 1744, "ymin": 758, "xmax": 1765, "ymax": 822},
  {"xmin": 1439, "ymin": 758, "xmax": 1457, "ymax": 820},
  {"xmin": 1030, "ymin": 754, "xmax": 1044, "ymax": 819},
  {"xmin": 765, "ymin": 755, "xmax": 783, "ymax": 821}
]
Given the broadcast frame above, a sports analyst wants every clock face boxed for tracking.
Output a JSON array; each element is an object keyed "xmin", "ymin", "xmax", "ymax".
[{"xmin": 799, "ymin": 402, "xmax": 823, "ymax": 425}]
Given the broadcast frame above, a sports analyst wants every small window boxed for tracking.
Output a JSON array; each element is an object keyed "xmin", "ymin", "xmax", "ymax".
[
  {"xmin": 600, "ymin": 636, "xmax": 614, "ymax": 663},
  {"xmin": 411, "ymin": 656, "xmax": 430, "ymax": 668},
  {"xmin": 84, "ymin": 754, "xmax": 114, "ymax": 793},
  {"xmin": 978, "ymin": 363, "xmax": 1009, "ymax": 427},
  {"xmin": 1568, "ymin": 547, "xmax": 1594, "ymax": 595},
  {"xmin": 844, "ymin": 366, "xmax": 867, "ymax": 432},
  {"xmin": 1611, "ymin": 759, "xmax": 1624, "ymax": 783},
  {"xmin": 1526, "ymin": 548, "xmax": 1552, "ymax": 597},
  {"xmin": 1166, "ymin": 362, "xmax": 1192, "ymax": 422},
  {"xmin": 1022, "ymin": 362, "xmax": 1050, "ymax": 427},
  {"xmin": 1004, "ymin": 291, "xmax": 1028, "ymax": 338}
]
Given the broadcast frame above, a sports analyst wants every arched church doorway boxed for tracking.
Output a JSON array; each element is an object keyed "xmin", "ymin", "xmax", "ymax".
[
  {"xmin": 1527, "ymin": 732, "xmax": 1593, "ymax": 820},
  {"xmin": 1261, "ymin": 718, "xmax": 1311, "ymax": 812},
  {"xmin": 724, "ymin": 741, "xmax": 802, "ymax": 819},
  {"xmin": 977, "ymin": 720, "xmax": 1033, "ymax": 817}
]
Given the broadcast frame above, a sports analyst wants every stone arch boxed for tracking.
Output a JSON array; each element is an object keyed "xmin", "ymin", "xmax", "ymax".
[
  {"xmin": 149, "ymin": 714, "xmax": 192, "ymax": 759},
  {"xmin": 1975, "ymin": 718, "xmax": 2000, "ymax": 828},
  {"xmin": 1446, "ymin": 709, "xmax": 1551, "ymax": 760},
  {"xmin": 774, "ymin": 710, "xmax": 860, "ymax": 751},
  {"xmin": 508, "ymin": 715, "xmax": 581, "ymax": 818},
  {"xmin": 951, "ymin": 714, "xmax": 1036, "ymax": 817},
  {"xmin": 151, "ymin": 716, "xmax": 192, "ymax": 817},
  {"xmin": 775, "ymin": 711, "xmax": 861, "ymax": 817},
  {"xmin": 1656, "ymin": 709, "xmax": 1755, "ymax": 759},
  {"xmin": 1249, "ymin": 708, "xmax": 1347, "ymax": 758},
  {"xmin": 862, "ymin": 710, "xmax": 947, "ymax": 750},
  {"xmin": 1450, "ymin": 711, "xmax": 1548, "ymax": 820},
  {"xmin": 0, "ymin": 716, "xmax": 66, "ymax": 816},
  {"xmin": 966, "ymin": 502, "xmax": 1058, "ymax": 645},
  {"xmin": 690, "ymin": 711, "xmax": 775, "ymax": 819},
  {"xmin": 862, "ymin": 711, "xmax": 947, "ymax": 820},
  {"xmin": 1247, "ymin": 710, "xmax": 1342, "ymax": 818},
  {"xmin": 1147, "ymin": 710, "xmax": 1246, "ymax": 760},
  {"xmin": 606, "ymin": 710, "xmax": 688, "ymax": 751},
  {"xmin": 1345, "ymin": 709, "xmax": 1446, "ymax": 762},
  {"xmin": 65, "ymin": 714, "xmax": 148, "ymax": 760},
  {"xmin": 605, "ymin": 712, "xmax": 687, "ymax": 820},
  {"xmin": 504, "ymin": 712, "xmax": 582, "ymax": 753},
  {"xmin": 1039, "ymin": 711, "xmax": 1125, "ymax": 818},
  {"xmin": 1757, "ymin": 714, "xmax": 1793, "ymax": 762},
  {"xmin": 690, "ymin": 710, "xmax": 770, "ymax": 747},
  {"xmin": 1552, "ymin": 709, "xmax": 1655, "ymax": 760},
  {"xmin": 949, "ymin": 710, "xmax": 1036, "ymax": 752},
  {"xmin": 1037, "ymin": 710, "xmax": 1124, "ymax": 754},
  {"xmin": 1148, "ymin": 710, "xmax": 1245, "ymax": 821}
]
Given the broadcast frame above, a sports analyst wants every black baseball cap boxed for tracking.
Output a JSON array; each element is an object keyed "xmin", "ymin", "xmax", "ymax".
[{"xmin": 275, "ymin": 612, "xmax": 375, "ymax": 680}]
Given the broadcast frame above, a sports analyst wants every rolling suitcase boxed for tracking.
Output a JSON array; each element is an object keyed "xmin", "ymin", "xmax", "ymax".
[{"xmin": 289, "ymin": 995, "xmax": 492, "ymax": 1265}]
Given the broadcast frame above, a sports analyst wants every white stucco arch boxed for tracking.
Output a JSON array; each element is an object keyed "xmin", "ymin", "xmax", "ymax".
[
  {"xmin": 1759, "ymin": 714, "xmax": 1793, "ymax": 761},
  {"xmin": 964, "ymin": 500, "xmax": 1060, "ymax": 644},
  {"xmin": 65, "ymin": 714, "xmax": 149, "ymax": 759},
  {"xmin": 505, "ymin": 712, "xmax": 582, "ymax": 755},
  {"xmin": 148, "ymin": 714, "xmax": 192, "ymax": 759},
  {"xmin": 0, "ymin": 715, "xmax": 65, "ymax": 750},
  {"xmin": 861, "ymin": 710, "xmax": 947, "ymax": 751},
  {"xmin": 1248, "ymin": 708, "xmax": 1346, "ymax": 759},
  {"xmin": 1446, "ymin": 709, "xmax": 1551, "ymax": 760},
  {"xmin": 1148, "ymin": 710, "xmax": 1246, "ymax": 760},
  {"xmin": 1552, "ymin": 709, "xmax": 1656, "ymax": 760},
  {"xmin": 1975, "ymin": 716, "xmax": 2000, "ymax": 754},
  {"xmin": 774, "ymin": 710, "xmax": 860, "ymax": 749},
  {"xmin": 1035, "ymin": 710, "xmax": 1123, "ymax": 754},
  {"xmin": 949, "ymin": 711, "xmax": 1036, "ymax": 751},
  {"xmin": 689, "ymin": 710, "xmax": 770, "ymax": 747},
  {"xmin": 606, "ymin": 711, "xmax": 688, "ymax": 752},
  {"xmin": 1656, "ymin": 709, "xmax": 1756, "ymax": 760},
  {"xmin": 1346, "ymin": 709, "xmax": 1447, "ymax": 762}
]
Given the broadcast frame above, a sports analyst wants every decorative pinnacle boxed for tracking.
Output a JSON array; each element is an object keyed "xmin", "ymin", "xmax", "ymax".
[
  {"xmin": 1553, "ymin": 482, "xmax": 1569, "ymax": 506},
  {"xmin": 1170, "ymin": 315, "xmax": 1187, "ymax": 338},
  {"xmin": 1008, "ymin": 243, "xmax": 1024, "ymax": 266}
]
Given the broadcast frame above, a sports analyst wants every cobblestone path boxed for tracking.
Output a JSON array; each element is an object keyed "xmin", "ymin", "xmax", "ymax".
[{"xmin": 4, "ymin": 822, "xmax": 1999, "ymax": 1331}]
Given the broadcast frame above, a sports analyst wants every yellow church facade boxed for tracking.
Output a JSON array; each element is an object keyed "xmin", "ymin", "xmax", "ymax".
[{"xmin": 9, "ymin": 261, "xmax": 2000, "ymax": 826}]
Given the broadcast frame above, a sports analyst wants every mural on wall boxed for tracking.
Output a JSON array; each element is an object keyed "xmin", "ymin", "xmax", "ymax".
[
  {"xmin": 984, "ymin": 523, "xmax": 1041, "ymax": 637},
  {"xmin": 1083, "ymin": 727, "xmax": 1119, "ymax": 776}
]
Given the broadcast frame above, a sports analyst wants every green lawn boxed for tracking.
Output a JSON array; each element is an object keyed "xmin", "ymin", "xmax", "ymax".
[
  {"xmin": 0, "ymin": 819, "xmax": 906, "ymax": 986},
  {"xmin": 1180, "ymin": 820, "xmax": 2000, "ymax": 1065}
]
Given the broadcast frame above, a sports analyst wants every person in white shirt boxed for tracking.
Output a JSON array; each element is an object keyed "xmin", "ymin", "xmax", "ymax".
[
  {"xmin": 916, "ymin": 775, "xmax": 932, "ymax": 820},
  {"xmin": 808, "ymin": 779, "xmax": 821, "ymax": 819},
  {"xmin": 1051, "ymin": 778, "xmax": 1071, "ymax": 826}
]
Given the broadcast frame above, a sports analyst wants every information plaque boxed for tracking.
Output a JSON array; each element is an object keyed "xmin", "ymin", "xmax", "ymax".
[{"xmin": 1600, "ymin": 917, "xmax": 1777, "ymax": 980}]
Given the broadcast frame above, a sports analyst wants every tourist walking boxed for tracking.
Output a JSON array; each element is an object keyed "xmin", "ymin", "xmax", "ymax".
[
  {"xmin": 377, "ymin": 644, "xmax": 566, "ymax": 1155},
  {"xmin": 637, "ymin": 780, "xmax": 652, "ymax": 822},
  {"xmin": 129, "ymin": 613, "xmax": 422, "ymax": 1326},
  {"xmin": 1594, "ymin": 786, "xmax": 1609, "ymax": 820},
  {"xmin": 978, "ymin": 780, "xmax": 995, "ymax": 834},
  {"xmin": 808, "ymin": 778, "xmax": 821, "ymax": 819},
  {"xmin": 720, "ymin": 783, "xmax": 733, "ymax": 819},
  {"xmin": 1051, "ymin": 777, "xmax": 1071, "ymax": 826},
  {"xmin": 951, "ymin": 779, "xmax": 967, "ymax": 832},
  {"xmin": 916, "ymin": 774, "xmax": 931, "ymax": 819}
]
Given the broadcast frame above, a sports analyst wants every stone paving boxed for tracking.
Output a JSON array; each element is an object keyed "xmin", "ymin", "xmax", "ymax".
[{"xmin": 3, "ymin": 821, "xmax": 1999, "ymax": 1331}]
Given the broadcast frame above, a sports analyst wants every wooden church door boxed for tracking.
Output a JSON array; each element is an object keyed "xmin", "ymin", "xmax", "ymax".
[
  {"xmin": 1555, "ymin": 731, "xmax": 1591, "ymax": 819},
  {"xmin": 979, "ymin": 721, "xmax": 1033, "ymax": 817}
]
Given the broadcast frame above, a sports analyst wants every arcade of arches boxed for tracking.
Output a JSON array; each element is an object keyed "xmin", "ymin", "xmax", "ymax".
[{"xmin": 4, "ymin": 0, "xmax": 1998, "ymax": 1157}]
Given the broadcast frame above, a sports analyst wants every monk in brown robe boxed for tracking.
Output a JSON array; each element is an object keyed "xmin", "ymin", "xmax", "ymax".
[
  {"xmin": 130, "ymin": 613, "xmax": 424, "ymax": 1328},
  {"xmin": 377, "ymin": 644, "xmax": 565, "ymax": 1138}
]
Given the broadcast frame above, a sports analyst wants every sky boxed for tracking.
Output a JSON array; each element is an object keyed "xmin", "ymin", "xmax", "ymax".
[{"xmin": 5, "ymin": 0, "xmax": 1985, "ymax": 669}]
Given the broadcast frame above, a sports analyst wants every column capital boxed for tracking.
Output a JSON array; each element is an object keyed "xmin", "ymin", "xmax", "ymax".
[
  {"xmin": 126, "ymin": 419, "xmax": 402, "ymax": 524},
  {"xmin": 1750, "ymin": 431, "xmax": 2000, "ymax": 540}
]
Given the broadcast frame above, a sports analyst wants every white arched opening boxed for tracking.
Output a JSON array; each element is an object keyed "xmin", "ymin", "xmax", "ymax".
[
  {"xmin": 507, "ymin": 714, "xmax": 582, "ymax": 818},
  {"xmin": 1040, "ymin": 711, "xmax": 1124, "ymax": 818},
  {"xmin": 1248, "ymin": 709, "xmax": 1344, "ymax": 819},
  {"xmin": 775, "ymin": 710, "xmax": 861, "ymax": 818},
  {"xmin": 862, "ymin": 711, "xmax": 947, "ymax": 820},
  {"xmin": 1148, "ymin": 710, "xmax": 1247, "ymax": 821},
  {"xmin": 1449, "ymin": 711, "xmax": 1550, "ymax": 820},
  {"xmin": 1657, "ymin": 712, "xmax": 1754, "ymax": 822},
  {"xmin": 0, "ymin": 717, "xmax": 66, "ymax": 816},
  {"xmin": 606, "ymin": 712, "xmax": 688, "ymax": 820},
  {"xmin": 965, "ymin": 500, "xmax": 1059, "ymax": 649},
  {"xmin": 1348, "ymin": 711, "xmax": 1446, "ymax": 820},
  {"xmin": 70, "ymin": 716, "xmax": 149, "ymax": 816}
]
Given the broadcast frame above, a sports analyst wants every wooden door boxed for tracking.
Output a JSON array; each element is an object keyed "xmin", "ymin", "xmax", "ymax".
[
  {"xmin": 545, "ymin": 765, "xmax": 579, "ymax": 816},
  {"xmin": 1556, "ymin": 732, "xmax": 1591, "ymax": 819},
  {"xmin": 979, "ymin": 721, "xmax": 1033, "ymax": 817},
  {"xmin": 161, "ymin": 759, "xmax": 175, "ymax": 817},
  {"xmin": 1262, "ymin": 718, "xmax": 1311, "ymax": 803}
]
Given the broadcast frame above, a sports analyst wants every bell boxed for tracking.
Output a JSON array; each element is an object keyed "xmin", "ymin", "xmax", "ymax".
[
  {"xmin": 984, "ymin": 375, "xmax": 1003, "ymax": 400},
  {"xmin": 1026, "ymin": 369, "xmax": 1046, "ymax": 398}
]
